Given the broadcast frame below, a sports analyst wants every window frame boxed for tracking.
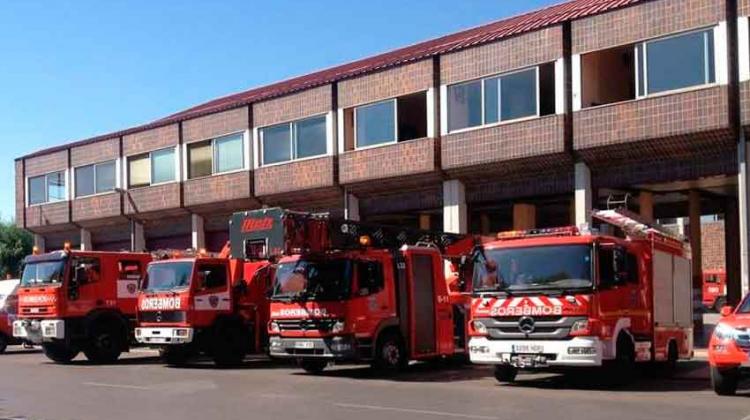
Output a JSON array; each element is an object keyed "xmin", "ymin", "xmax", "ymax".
[
  {"xmin": 447, "ymin": 65, "xmax": 541, "ymax": 134},
  {"xmin": 74, "ymin": 160, "xmax": 117, "ymax": 198},
  {"xmin": 353, "ymin": 98, "xmax": 399, "ymax": 150},
  {"xmin": 127, "ymin": 147, "xmax": 177, "ymax": 189},
  {"xmin": 27, "ymin": 170, "xmax": 67, "ymax": 207},
  {"xmin": 259, "ymin": 114, "xmax": 328, "ymax": 167},
  {"xmin": 187, "ymin": 132, "xmax": 246, "ymax": 180},
  {"xmin": 636, "ymin": 26, "xmax": 717, "ymax": 98}
]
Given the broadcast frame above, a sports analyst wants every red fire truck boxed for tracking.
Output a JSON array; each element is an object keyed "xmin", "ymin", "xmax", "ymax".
[
  {"xmin": 235, "ymin": 208, "xmax": 473, "ymax": 374},
  {"xmin": 0, "ymin": 279, "xmax": 22, "ymax": 353},
  {"xmin": 12, "ymin": 246, "xmax": 151, "ymax": 363},
  {"xmin": 702, "ymin": 269, "xmax": 727, "ymax": 311},
  {"xmin": 468, "ymin": 209, "xmax": 694, "ymax": 383},
  {"xmin": 134, "ymin": 245, "xmax": 272, "ymax": 366}
]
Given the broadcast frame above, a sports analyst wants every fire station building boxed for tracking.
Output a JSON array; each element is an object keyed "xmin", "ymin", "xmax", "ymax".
[{"xmin": 14, "ymin": 0, "xmax": 750, "ymax": 303}]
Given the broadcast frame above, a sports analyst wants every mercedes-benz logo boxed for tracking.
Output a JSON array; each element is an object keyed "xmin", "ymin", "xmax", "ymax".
[
  {"xmin": 155, "ymin": 312, "xmax": 162, "ymax": 323},
  {"xmin": 518, "ymin": 316, "xmax": 535, "ymax": 334}
]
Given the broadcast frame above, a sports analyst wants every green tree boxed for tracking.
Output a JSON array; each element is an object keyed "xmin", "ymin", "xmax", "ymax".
[{"xmin": 0, "ymin": 220, "xmax": 32, "ymax": 278}]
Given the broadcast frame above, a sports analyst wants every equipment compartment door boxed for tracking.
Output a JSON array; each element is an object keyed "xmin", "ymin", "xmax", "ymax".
[{"xmin": 408, "ymin": 253, "xmax": 436, "ymax": 356}]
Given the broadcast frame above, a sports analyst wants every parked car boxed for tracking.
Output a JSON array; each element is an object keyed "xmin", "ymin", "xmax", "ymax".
[{"xmin": 708, "ymin": 293, "xmax": 750, "ymax": 395}]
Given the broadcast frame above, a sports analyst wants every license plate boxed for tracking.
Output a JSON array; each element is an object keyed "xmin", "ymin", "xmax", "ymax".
[
  {"xmin": 512, "ymin": 344, "xmax": 544, "ymax": 354},
  {"xmin": 294, "ymin": 341, "xmax": 314, "ymax": 349}
]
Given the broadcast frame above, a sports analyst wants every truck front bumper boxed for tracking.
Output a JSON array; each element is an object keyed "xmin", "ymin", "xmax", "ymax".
[
  {"xmin": 135, "ymin": 327, "xmax": 194, "ymax": 345},
  {"xmin": 469, "ymin": 336, "xmax": 603, "ymax": 368},
  {"xmin": 269, "ymin": 336, "xmax": 357, "ymax": 360},
  {"xmin": 12, "ymin": 319, "xmax": 65, "ymax": 344}
]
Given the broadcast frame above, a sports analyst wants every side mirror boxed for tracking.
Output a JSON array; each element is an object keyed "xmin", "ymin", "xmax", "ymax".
[{"xmin": 720, "ymin": 305, "xmax": 734, "ymax": 317}]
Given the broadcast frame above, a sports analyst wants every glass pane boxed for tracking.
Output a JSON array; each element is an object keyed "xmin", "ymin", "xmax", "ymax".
[
  {"xmin": 356, "ymin": 100, "xmax": 395, "ymax": 148},
  {"xmin": 262, "ymin": 124, "xmax": 291, "ymax": 165},
  {"xmin": 47, "ymin": 172, "xmax": 66, "ymax": 202},
  {"xmin": 484, "ymin": 78, "xmax": 499, "ymax": 124},
  {"xmin": 188, "ymin": 142, "xmax": 212, "ymax": 178},
  {"xmin": 447, "ymin": 80, "xmax": 482, "ymax": 131},
  {"xmin": 706, "ymin": 30, "xmax": 715, "ymax": 83},
  {"xmin": 75, "ymin": 165, "xmax": 95, "ymax": 198},
  {"xmin": 637, "ymin": 44, "xmax": 645, "ymax": 97},
  {"xmin": 95, "ymin": 161, "xmax": 116, "ymax": 194},
  {"xmin": 129, "ymin": 155, "xmax": 150, "ymax": 187},
  {"xmin": 215, "ymin": 134, "xmax": 244, "ymax": 173},
  {"xmin": 501, "ymin": 68, "xmax": 537, "ymax": 121},
  {"xmin": 646, "ymin": 30, "xmax": 709, "ymax": 94},
  {"xmin": 28, "ymin": 176, "xmax": 46, "ymax": 205},
  {"xmin": 151, "ymin": 148, "xmax": 175, "ymax": 184},
  {"xmin": 295, "ymin": 116, "xmax": 327, "ymax": 158}
]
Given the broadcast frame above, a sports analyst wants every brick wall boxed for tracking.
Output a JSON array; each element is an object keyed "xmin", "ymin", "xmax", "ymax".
[
  {"xmin": 253, "ymin": 85, "xmax": 331, "ymax": 127},
  {"xmin": 339, "ymin": 137, "xmax": 437, "ymax": 185},
  {"xmin": 740, "ymin": 81, "xmax": 750, "ymax": 128},
  {"xmin": 702, "ymin": 220, "xmax": 725, "ymax": 270},
  {"xmin": 71, "ymin": 138, "xmax": 119, "ymax": 167},
  {"xmin": 338, "ymin": 60, "xmax": 433, "ymax": 108},
  {"xmin": 441, "ymin": 26, "xmax": 563, "ymax": 85},
  {"xmin": 25, "ymin": 150, "xmax": 67, "ymax": 177},
  {"xmin": 184, "ymin": 171, "xmax": 252, "ymax": 207},
  {"xmin": 123, "ymin": 124, "xmax": 179, "ymax": 156},
  {"xmin": 124, "ymin": 183, "xmax": 180, "ymax": 215},
  {"xmin": 254, "ymin": 156, "xmax": 335, "ymax": 196},
  {"xmin": 15, "ymin": 160, "xmax": 24, "ymax": 226},
  {"xmin": 25, "ymin": 202, "xmax": 69, "ymax": 229},
  {"xmin": 183, "ymin": 107, "xmax": 249, "ymax": 144},
  {"xmin": 442, "ymin": 115, "xmax": 566, "ymax": 171},
  {"xmin": 572, "ymin": 0, "xmax": 725, "ymax": 54},
  {"xmin": 741, "ymin": 0, "xmax": 750, "ymax": 16},
  {"xmin": 72, "ymin": 194, "xmax": 121, "ymax": 223}
]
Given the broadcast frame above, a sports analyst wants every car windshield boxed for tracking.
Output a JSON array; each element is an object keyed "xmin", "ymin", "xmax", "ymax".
[
  {"xmin": 271, "ymin": 259, "xmax": 353, "ymax": 301},
  {"xmin": 21, "ymin": 260, "xmax": 66, "ymax": 286},
  {"xmin": 474, "ymin": 245, "xmax": 593, "ymax": 292},
  {"xmin": 738, "ymin": 296, "xmax": 750, "ymax": 314},
  {"xmin": 144, "ymin": 262, "xmax": 193, "ymax": 292}
]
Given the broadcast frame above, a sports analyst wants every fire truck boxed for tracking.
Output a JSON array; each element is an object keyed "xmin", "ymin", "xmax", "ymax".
[
  {"xmin": 702, "ymin": 269, "xmax": 727, "ymax": 311},
  {"xmin": 468, "ymin": 209, "xmax": 694, "ymax": 383},
  {"xmin": 234, "ymin": 207, "xmax": 473, "ymax": 374},
  {"xmin": 12, "ymin": 246, "xmax": 151, "ymax": 363},
  {"xmin": 0, "ymin": 278, "xmax": 22, "ymax": 353},
  {"xmin": 134, "ymin": 245, "xmax": 272, "ymax": 366}
]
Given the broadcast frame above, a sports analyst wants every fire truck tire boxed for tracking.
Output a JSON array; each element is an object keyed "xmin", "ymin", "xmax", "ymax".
[
  {"xmin": 300, "ymin": 360, "xmax": 328, "ymax": 374},
  {"xmin": 161, "ymin": 345, "xmax": 191, "ymax": 366},
  {"xmin": 83, "ymin": 322, "xmax": 123, "ymax": 364},
  {"xmin": 212, "ymin": 322, "xmax": 248, "ymax": 367},
  {"xmin": 710, "ymin": 366, "xmax": 739, "ymax": 396},
  {"xmin": 494, "ymin": 365, "xmax": 518, "ymax": 383},
  {"xmin": 42, "ymin": 342, "xmax": 79, "ymax": 363},
  {"xmin": 0, "ymin": 334, "xmax": 8, "ymax": 354},
  {"xmin": 373, "ymin": 331, "xmax": 407, "ymax": 372},
  {"xmin": 608, "ymin": 333, "xmax": 636, "ymax": 384}
]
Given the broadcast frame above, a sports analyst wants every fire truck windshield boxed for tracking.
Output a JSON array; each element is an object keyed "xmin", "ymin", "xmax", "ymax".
[
  {"xmin": 474, "ymin": 245, "xmax": 593, "ymax": 293},
  {"xmin": 271, "ymin": 259, "xmax": 353, "ymax": 301},
  {"xmin": 144, "ymin": 262, "xmax": 193, "ymax": 292},
  {"xmin": 21, "ymin": 260, "xmax": 66, "ymax": 286}
]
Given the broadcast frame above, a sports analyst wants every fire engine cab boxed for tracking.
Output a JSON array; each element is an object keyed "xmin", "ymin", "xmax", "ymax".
[
  {"xmin": 13, "ymin": 247, "xmax": 151, "ymax": 363},
  {"xmin": 468, "ymin": 209, "xmax": 694, "ymax": 383},
  {"xmin": 134, "ymin": 245, "xmax": 272, "ymax": 366},
  {"xmin": 235, "ymin": 208, "xmax": 473, "ymax": 374}
]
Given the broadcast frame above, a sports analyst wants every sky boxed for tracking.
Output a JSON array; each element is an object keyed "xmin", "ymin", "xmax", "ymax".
[{"xmin": 0, "ymin": 0, "xmax": 559, "ymax": 222}]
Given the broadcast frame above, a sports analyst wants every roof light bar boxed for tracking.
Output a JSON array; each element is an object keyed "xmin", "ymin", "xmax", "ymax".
[{"xmin": 496, "ymin": 226, "xmax": 580, "ymax": 240}]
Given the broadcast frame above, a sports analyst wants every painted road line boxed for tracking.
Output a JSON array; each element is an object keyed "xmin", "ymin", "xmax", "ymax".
[
  {"xmin": 82, "ymin": 382, "xmax": 151, "ymax": 390},
  {"xmin": 334, "ymin": 403, "xmax": 497, "ymax": 420}
]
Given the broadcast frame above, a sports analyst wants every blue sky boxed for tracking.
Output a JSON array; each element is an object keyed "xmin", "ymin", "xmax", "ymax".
[{"xmin": 0, "ymin": 0, "xmax": 559, "ymax": 221}]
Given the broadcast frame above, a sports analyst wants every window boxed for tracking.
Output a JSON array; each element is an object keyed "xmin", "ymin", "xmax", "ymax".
[
  {"xmin": 197, "ymin": 263, "xmax": 227, "ymax": 290},
  {"xmin": 128, "ymin": 148, "xmax": 175, "ymax": 188},
  {"xmin": 350, "ymin": 92, "xmax": 427, "ymax": 149},
  {"xmin": 356, "ymin": 100, "xmax": 396, "ymax": 147},
  {"xmin": 638, "ymin": 28, "xmax": 715, "ymax": 96},
  {"xmin": 599, "ymin": 247, "xmax": 638, "ymax": 287},
  {"xmin": 447, "ymin": 64, "xmax": 555, "ymax": 132},
  {"xmin": 187, "ymin": 133, "xmax": 245, "ymax": 179},
  {"xmin": 75, "ymin": 160, "xmax": 116, "ymax": 198},
  {"xmin": 357, "ymin": 261, "xmax": 384, "ymax": 296},
  {"xmin": 28, "ymin": 171, "xmax": 66, "ymax": 205},
  {"xmin": 260, "ymin": 115, "xmax": 327, "ymax": 165},
  {"xmin": 581, "ymin": 45, "xmax": 636, "ymax": 108},
  {"xmin": 72, "ymin": 257, "xmax": 101, "ymax": 285}
]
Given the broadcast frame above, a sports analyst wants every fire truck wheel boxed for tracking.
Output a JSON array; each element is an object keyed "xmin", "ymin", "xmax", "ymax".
[
  {"xmin": 212, "ymin": 322, "xmax": 247, "ymax": 367},
  {"xmin": 42, "ymin": 342, "xmax": 79, "ymax": 363},
  {"xmin": 0, "ymin": 334, "xmax": 8, "ymax": 354},
  {"xmin": 373, "ymin": 332, "xmax": 407, "ymax": 372},
  {"xmin": 710, "ymin": 365, "xmax": 739, "ymax": 396},
  {"xmin": 664, "ymin": 340, "xmax": 679, "ymax": 374},
  {"xmin": 610, "ymin": 333, "xmax": 636, "ymax": 384},
  {"xmin": 300, "ymin": 360, "xmax": 328, "ymax": 374},
  {"xmin": 494, "ymin": 365, "xmax": 518, "ymax": 383},
  {"xmin": 83, "ymin": 322, "xmax": 123, "ymax": 364},
  {"xmin": 160, "ymin": 345, "xmax": 191, "ymax": 366}
]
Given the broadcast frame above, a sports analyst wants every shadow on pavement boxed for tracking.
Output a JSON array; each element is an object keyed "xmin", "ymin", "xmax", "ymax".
[
  {"xmin": 165, "ymin": 356, "xmax": 296, "ymax": 371},
  {"xmin": 293, "ymin": 358, "xmax": 492, "ymax": 383}
]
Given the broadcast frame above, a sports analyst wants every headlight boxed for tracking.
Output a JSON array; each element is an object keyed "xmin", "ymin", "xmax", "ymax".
[
  {"xmin": 331, "ymin": 321, "xmax": 346, "ymax": 334},
  {"xmin": 269, "ymin": 321, "xmax": 280, "ymax": 334},
  {"xmin": 135, "ymin": 329, "xmax": 142, "ymax": 337},
  {"xmin": 472, "ymin": 320, "xmax": 487, "ymax": 335},
  {"xmin": 173, "ymin": 329, "xmax": 189, "ymax": 338},
  {"xmin": 570, "ymin": 319, "xmax": 589, "ymax": 335},
  {"xmin": 714, "ymin": 323, "xmax": 740, "ymax": 341}
]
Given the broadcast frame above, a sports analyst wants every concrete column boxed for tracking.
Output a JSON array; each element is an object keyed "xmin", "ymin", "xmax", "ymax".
[
  {"xmin": 480, "ymin": 213, "xmax": 491, "ymax": 235},
  {"xmin": 513, "ymin": 204, "xmax": 536, "ymax": 230},
  {"xmin": 192, "ymin": 214, "xmax": 206, "ymax": 251},
  {"xmin": 739, "ymin": 138, "xmax": 750, "ymax": 297},
  {"xmin": 418, "ymin": 213, "xmax": 431, "ymax": 230},
  {"xmin": 725, "ymin": 198, "xmax": 742, "ymax": 305},
  {"xmin": 574, "ymin": 162, "xmax": 592, "ymax": 227},
  {"xmin": 131, "ymin": 221, "xmax": 145, "ymax": 252},
  {"xmin": 33, "ymin": 234, "xmax": 46, "ymax": 254},
  {"xmin": 676, "ymin": 217, "xmax": 687, "ymax": 236},
  {"xmin": 80, "ymin": 229, "xmax": 92, "ymax": 251},
  {"xmin": 639, "ymin": 191, "xmax": 654, "ymax": 223},
  {"xmin": 443, "ymin": 180, "xmax": 467, "ymax": 234},
  {"xmin": 688, "ymin": 190, "xmax": 703, "ymax": 330},
  {"xmin": 345, "ymin": 193, "xmax": 360, "ymax": 221}
]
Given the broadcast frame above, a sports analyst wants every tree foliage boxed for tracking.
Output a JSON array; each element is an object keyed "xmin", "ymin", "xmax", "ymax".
[{"xmin": 0, "ymin": 221, "xmax": 32, "ymax": 278}]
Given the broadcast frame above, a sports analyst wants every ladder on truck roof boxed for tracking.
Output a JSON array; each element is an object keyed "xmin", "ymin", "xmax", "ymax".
[
  {"xmin": 591, "ymin": 208, "xmax": 689, "ymax": 251},
  {"xmin": 229, "ymin": 207, "xmax": 471, "ymax": 260}
]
